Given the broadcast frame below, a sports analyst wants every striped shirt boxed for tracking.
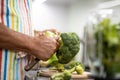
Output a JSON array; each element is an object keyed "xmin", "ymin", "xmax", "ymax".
[{"xmin": 0, "ymin": 0, "xmax": 32, "ymax": 80}]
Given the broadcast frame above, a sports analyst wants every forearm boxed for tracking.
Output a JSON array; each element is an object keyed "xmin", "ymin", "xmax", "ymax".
[
  {"xmin": 0, "ymin": 23, "xmax": 59, "ymax": 60},
  {"xmin": 0, "ymin": 23, "xmax": 34, "ymax": 53}
]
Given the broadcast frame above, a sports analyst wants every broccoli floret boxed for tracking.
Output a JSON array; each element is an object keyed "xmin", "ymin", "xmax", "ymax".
[
  {"xmin": 68, "ymin": 62, "xmax": 85, "ymax": 74},
  {"xmin": 51, "ymin": 70, "xmax": 71, "ymax": 80},
  {"xmin": 75, "ymin": 65, "xmax": 83, "ymax": 74},
  {"xmin": 51, "ymin": 62, "xmax": 84, "ymax": 80},
  {"xmin": 51, "ymin": 68, "xmax": 74, "ymax": 80}
]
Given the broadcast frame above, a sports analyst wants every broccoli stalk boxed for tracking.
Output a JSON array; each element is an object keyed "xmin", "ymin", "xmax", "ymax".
[
  {"xmin": 39, "ymin": 53, "xmax": 65, "ymax": 72},
  {"xmin": 51, "ymin": 62, "xmax": 84, "ymax": 80},
  {"xmin": 39, "ymin": 53, "xmax": 58, "ymax": 67}
]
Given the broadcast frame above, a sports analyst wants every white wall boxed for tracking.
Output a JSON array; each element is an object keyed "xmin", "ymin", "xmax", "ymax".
[
  {"xmin": 68, "ymin": 0, "xmax": 101, "ymax": 38},
  {"xmin": 68, "ymin": 0, "xmax": 101, "ymax": 62},
  {"xmin": 32, "ymin": 0, "xmax": 69, "ymax": 32}
]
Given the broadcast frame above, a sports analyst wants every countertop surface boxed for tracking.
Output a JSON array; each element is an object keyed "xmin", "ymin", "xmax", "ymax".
[{"xmin": 24, "ymin": 68, "xmax": 93, "ymax": 80}]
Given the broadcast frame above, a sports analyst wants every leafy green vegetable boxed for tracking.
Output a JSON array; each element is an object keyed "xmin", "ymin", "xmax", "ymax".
[{"xmin": 94, "ymin": 18, "xmax": 120, "ymax": 77}]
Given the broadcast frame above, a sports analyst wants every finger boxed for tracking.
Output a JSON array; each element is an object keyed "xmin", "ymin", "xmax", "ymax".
[
  {"xmin": 50, "ymin": 29, "xmax": 60, "ymax": 35},
  {"xmin": 43, "ymin": 29, "xmax": 60, "ymax": 35},
  {"xmin": 54, "ymin": 35, "xmax": 60, "ymax": 41},
  {"xmin": 55, "ymin": 40, "xmax": 61, "ymax": 52},
  {"xmin": 56, "ymin": 41, "xmax": 60, "ymax": 50},
  {"xmin": 39, "ymin": 32, "xmax": 45, "ymax": 36}
]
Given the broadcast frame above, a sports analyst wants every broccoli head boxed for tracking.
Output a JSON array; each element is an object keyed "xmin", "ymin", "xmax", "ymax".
[
  {"xmin": 39, "ymin": 31, "xmax": 80, "ymax": 71},
  {"xmin": 56, "ymin": 32, "xmax": 80, "ymax": 64}
]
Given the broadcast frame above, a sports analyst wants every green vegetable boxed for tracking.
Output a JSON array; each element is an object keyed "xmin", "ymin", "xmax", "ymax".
[
  {"xmin": 51, "ymin": 62, "xmax": 84, "ymax": 80},
  {"xmin": 75, "ymin": 62, "xmax": 85, "ymax": 74},
  {"xmin": 51, "ymin": 70, "xmax": 72, "ymax": 80},
  {"xmin": 57, "ymin": 33, "xmax": 80, "ymax": 64},
  {"xmin": 94, "ymin": 18, "xmax": 120, "ymax": 77},
  {"xmin": 39, "ymin": 31, "xmax": 80, "ymax": 71},
  {"xmin": 39, "ymin": 53, "xmax": 58, "ymax": 67}
]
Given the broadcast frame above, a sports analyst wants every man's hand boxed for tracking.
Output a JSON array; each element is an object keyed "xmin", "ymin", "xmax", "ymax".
[
  {"xmin": 0, "ymin": 23, "xmax": 60, "ymax": 61},
  {"xmin": 31, "ymin": 32, "xmax": 59, "ymax": 61}
]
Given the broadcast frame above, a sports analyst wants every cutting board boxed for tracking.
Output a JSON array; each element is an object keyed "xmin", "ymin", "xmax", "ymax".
[{"xmin": 39, "ymin": 70, "xmax": 92, "ymax": 79}]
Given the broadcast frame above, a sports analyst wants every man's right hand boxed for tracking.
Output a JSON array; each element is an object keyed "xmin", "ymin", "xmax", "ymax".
[{"xmin": 30, "ymin": 30, "xmax": 60, "ymax": 61}]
